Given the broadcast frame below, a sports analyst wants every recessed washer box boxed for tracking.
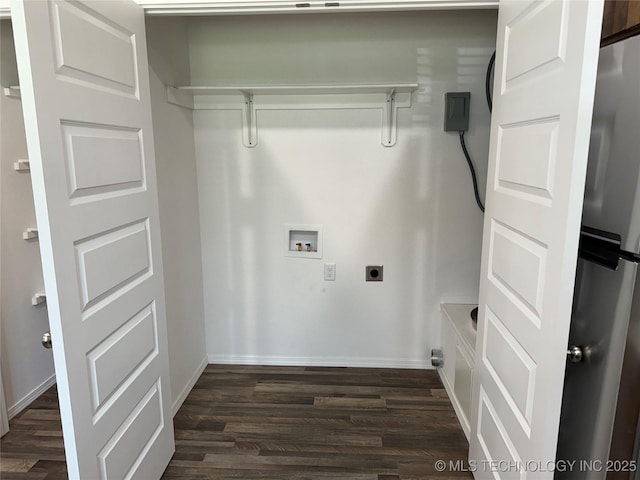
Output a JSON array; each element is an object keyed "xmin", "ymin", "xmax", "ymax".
[{"xmin": 284, "ymin": 224, "xmax": 323, "ymax": 259}]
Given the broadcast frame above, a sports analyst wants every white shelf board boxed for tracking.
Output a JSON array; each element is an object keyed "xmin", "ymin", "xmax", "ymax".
[
  {"xmin": 23, "ymin": 228, "xmax": 38, "ymax": 240},
  {"xmin": 13, "ymin": 159, "xmax": 30, "ymax": 172},
  {"xmin": 136, "ymin": 0, "xmax": 497, "ymax": 16},
  {"xmin": 168, "ymin": 83, "xmax": 416, "ymax": 148},
  {"xmin": 3, "ymin": 86, "xmax": 20, "ymax": 99},
  {"xmin": 176, "ymin": 83, "xmax": 418, "ymax": 96},
  {"xmin": 31, "ymin": 293, "xmax": 46, "ymax": 306}
]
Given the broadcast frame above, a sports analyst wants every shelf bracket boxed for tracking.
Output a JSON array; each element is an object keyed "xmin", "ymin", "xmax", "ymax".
[
  {"xmin": 166, "ymin": 86, "xmax": 193, "ymax": 109},
  {"xmin": 32, "ymin": 293, "xmax": 46, "ymax": 307},
  {"xmin": 382, "ymin": 88, "xmax": 397, "ymax": 147},
  {"xmin": 13, "ymin": 159, "xmax": 30, "ymax": 172},
  {"xmin": 3, "ymin": 86, "xmax": 20, "ymax": 99},
  {"xmin": 242, "ymin": 92, "xmax": 257, "ymax": 148},
  {"xmin": 23, "ymin": 228, "xmax": 38, "ymax": 241}
]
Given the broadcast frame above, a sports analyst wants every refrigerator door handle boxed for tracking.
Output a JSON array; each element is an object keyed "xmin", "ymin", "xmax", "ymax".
[
  {"xmin": 579, "ymin": 225, "xmax": 640, "ymax": 270},
  {"xmin": 619, "ymin": 249, "xmax": 640, "ymax": 264}
]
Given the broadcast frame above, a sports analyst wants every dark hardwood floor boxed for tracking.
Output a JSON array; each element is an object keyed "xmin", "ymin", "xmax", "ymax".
[{"xmin": 0, "ymin": 365, "xmax": 472, "ymax": 479}]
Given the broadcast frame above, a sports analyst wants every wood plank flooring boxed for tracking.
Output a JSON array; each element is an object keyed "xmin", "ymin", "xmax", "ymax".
[{"xmin": 1, "ymin": 365, "xmax": 472, "ymax": 479}]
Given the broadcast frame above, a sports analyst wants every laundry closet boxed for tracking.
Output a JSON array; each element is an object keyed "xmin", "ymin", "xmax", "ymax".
[
  {"xmin": 1, "ymin": 3, "xmax": 497, "ymax": 403},
  {"xmin": 0, "ymin": 1, "xmax": 608, "ymax": 478}
]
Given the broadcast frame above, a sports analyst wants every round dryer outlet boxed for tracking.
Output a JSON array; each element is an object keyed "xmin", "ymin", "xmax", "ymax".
[{"xmin": 366, "ymin": 265, "xmax": 383, "ymax": 281}]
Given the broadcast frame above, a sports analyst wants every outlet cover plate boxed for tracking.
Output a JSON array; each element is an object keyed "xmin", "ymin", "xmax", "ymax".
[{"xmin": 324, "ymin": 263, "xmax": 336, "ymax": 281}]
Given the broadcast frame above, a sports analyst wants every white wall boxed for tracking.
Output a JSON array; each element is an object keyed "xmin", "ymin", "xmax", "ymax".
[
  {"xmin": 145, "ymin": 17, "xmax": 207, "ymax": 413},
  {"xmin": 0, "ymin": 20, "xmax": 55, "ymax": 416},
  {"xmin": 190, "ymin": 11, "xmax": 497, "ymax": 367}
]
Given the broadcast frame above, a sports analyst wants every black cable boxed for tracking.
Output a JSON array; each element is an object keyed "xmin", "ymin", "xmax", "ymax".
[
  {"xmin": 459, "ymin": 131, "xmax": 485, "ymax": 213},
  {"xmin": 453, "ymin": 50, "xmax": 493, "ymax": 213},
  {"xmin": 486, "ymin": 50, "xmax": 495, "ymax": 113}
]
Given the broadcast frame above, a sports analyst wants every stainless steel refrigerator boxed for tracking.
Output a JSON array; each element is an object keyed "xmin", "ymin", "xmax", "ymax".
[{"xmin": 556, "ymin": 33, "xmax": 640, "ymax": 480}]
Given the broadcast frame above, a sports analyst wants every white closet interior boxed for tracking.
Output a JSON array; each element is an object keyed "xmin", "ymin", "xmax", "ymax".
[
  {"xmin": 0, "ymin": 8, "xmax": 497, "ymax": 419},
  {"xmin": 1, "ymin": 21, "xmax": 56, "ymax": 421},
  {"xmin": 181, "ymin": 11, "xmax": 496, "ymax": 368}
]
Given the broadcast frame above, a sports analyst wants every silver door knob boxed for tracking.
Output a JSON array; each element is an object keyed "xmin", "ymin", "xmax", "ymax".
[
  {"xmin": 567, "ymin": 345, "xmax": 584, "ymax": 363},
  {"xmin": 41, "ymin": 332, "xmax": 52, "ymax": 349}
]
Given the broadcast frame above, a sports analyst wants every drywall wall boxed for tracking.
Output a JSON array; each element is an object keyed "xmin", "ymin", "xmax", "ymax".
[
  {"xmin": 190, "ymin": 10, "xmax": 497, "ymax": 367},
  {"xmin": 0, "ymin": 20, "xmax": 56, "ymax": 416},
  {"xmin": 146, "ymin": 17, "xmax": 207, "ymax": 412}
]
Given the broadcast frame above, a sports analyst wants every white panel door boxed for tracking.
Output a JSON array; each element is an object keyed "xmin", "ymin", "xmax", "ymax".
[
  {"xmin": 470, "ymin": 1, "xmax": 604, "ymax": 478},
  {"xmin": 11, "ymin": 0, "xmax": 175, "ymax": 478}
]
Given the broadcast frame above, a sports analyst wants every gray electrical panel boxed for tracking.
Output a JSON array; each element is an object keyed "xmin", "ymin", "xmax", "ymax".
[{"xmin": 444, "ymin": 92, "xmax": 471, "ymax": 132}]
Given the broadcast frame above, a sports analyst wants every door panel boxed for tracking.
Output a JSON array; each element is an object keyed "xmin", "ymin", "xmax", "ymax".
[
  {"xmin": 470, "ymin": 0, "xmax": 604, "ymax": 478},
  {"xmin": 51, "ymin": 0, "xmax": 138, "ymax": 95},
  {"xmin": 11, "ymin": 0, "xmax": 174, "ymax": 478}
]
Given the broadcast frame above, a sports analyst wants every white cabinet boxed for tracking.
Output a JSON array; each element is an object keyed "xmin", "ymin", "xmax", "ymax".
[{"xmin": 438, "ymin": 303, "xmax": 477, "ymax": 440}]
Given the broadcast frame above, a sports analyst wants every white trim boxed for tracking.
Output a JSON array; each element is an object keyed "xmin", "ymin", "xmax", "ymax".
[
  {"xmin": 0, "ymin": 104, "xmax": 4, "ymax": 433},
  {"xmin": 137, "ymin": 0, "xmax": 497, "ymax": 16},
  {"xmin": 438, "ymin": 367, "xmax": 470, "ymax": 440},
  {"xmin": 0, "ymin": 378, "xmax": 8, "ymax": 436},
  {"xmin": 207, "ymin": 354, "xmax": 433, "ymax": 370},
  {"xmin": 7, "ymin": 373, "xmax": 56, "ymax": 420},
  {"xmin": 171, "ymin": 356, "xmax": 207, "ymax": 416},
  {"xmin": 0, "ymin": 0, "xmax": 498, "ymax": 18}
]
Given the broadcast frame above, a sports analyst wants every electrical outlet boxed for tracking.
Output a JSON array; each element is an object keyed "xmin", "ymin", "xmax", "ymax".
[
  {"xmin": 366, "ymin": 265, "xmax": 383, "ymax": 281},
  {"xmin": 324, "ymin": 263, "xmax": 336, "ymax": 281}
]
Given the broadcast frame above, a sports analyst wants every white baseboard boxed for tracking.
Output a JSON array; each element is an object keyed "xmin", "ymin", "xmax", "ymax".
[
  {"xmin": 8, "ymin": 373, "xmax": 56, "ymax": 420},
  {"xmin": 207, "ymin": 354, "xmax": 433, "ymax": 370},
  {"xmin": 172, "ymin": 356, "xmax": 207, "ymax": 416}
]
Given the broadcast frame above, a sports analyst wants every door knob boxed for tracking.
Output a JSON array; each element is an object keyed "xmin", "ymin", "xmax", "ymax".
[
  {"xmin": 567, "ymin": 345, "xmax": 583, "ymax": 363},
  {"xmin": 41, "ymin": 332, "xmax": 52, "ymax": 349},
  {"xmin": 567, "ymin": 344, "xmax": 595, "ymax": 363}
]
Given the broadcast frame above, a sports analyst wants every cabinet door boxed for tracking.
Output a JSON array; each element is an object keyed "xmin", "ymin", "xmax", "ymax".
[
  {"xmin": 454, "ymin": 343, "xmax": 474, "ymax": 433},
  {"xmin": 470, "ymin": 0, "xmax": 604, "ymax": 478},
  {"xmin": 11, "ymin": 0, "xmax": 174, "ymax": 478},
  {"xmin": 440, "ymin": 316, "xmax": 457, "ymax": 391}
]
